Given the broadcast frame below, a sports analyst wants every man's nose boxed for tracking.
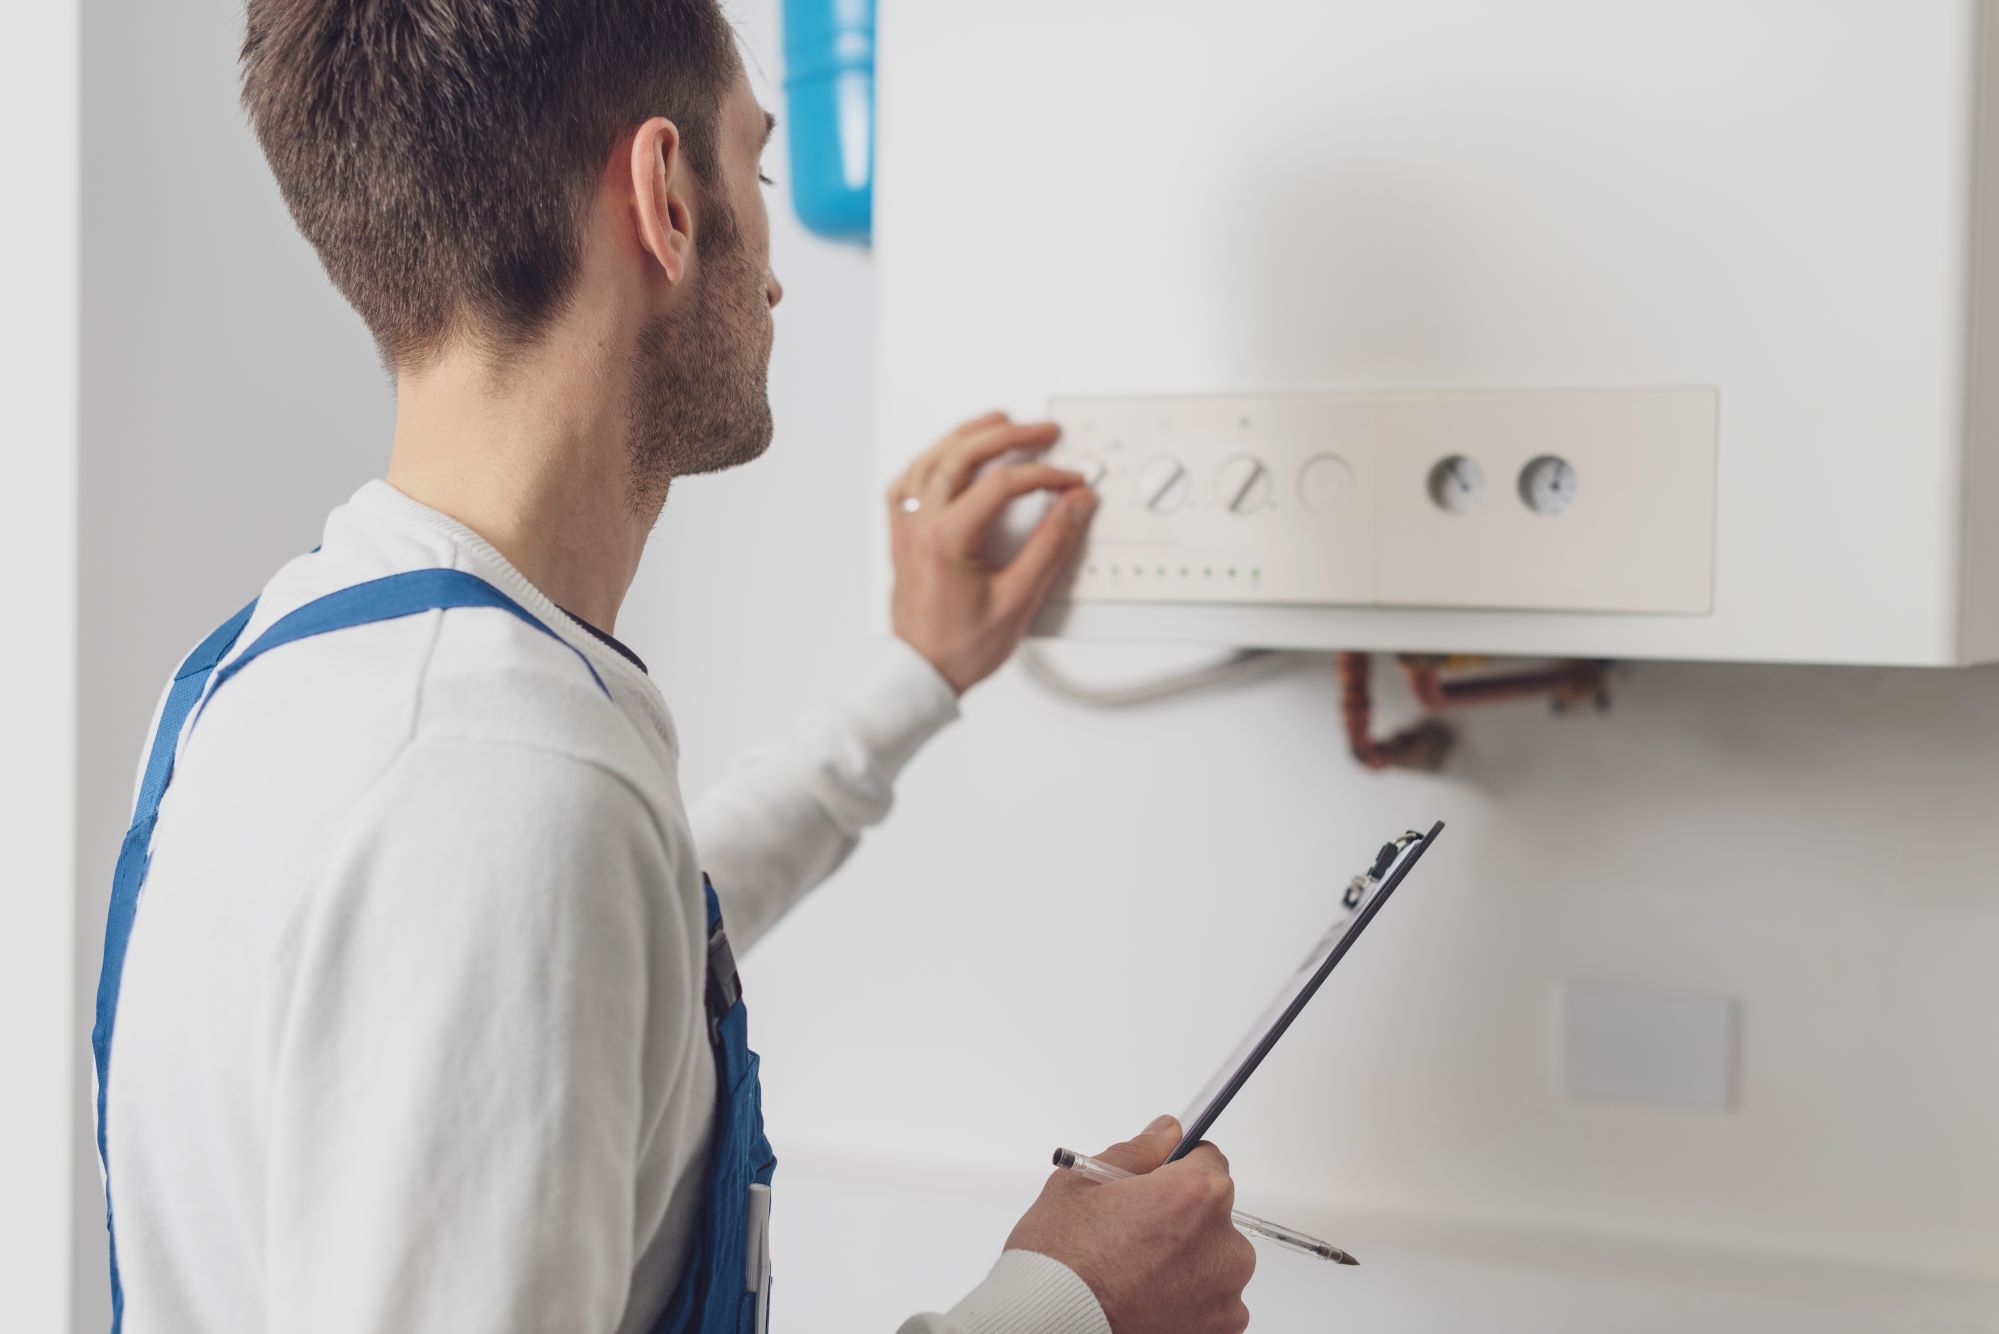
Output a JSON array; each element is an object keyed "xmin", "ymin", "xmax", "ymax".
[{"xmin": 767, "ymin": 271, "xmax": 784, "ymax": 308}]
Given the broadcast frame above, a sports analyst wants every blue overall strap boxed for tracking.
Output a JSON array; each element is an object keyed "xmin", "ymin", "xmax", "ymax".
[
  {"xmin": 651, "ymin": 877, "xmax": 778, "ymax": 1334},
  {"xmin": 89, "ymin": 596, "xmax": 257, "ymax": 1330},
  {"xmin": 205, "ymin": 568, "xmax": 608, "ymax": 709},
  {"xmin": 91, "ymin": 567, "xmax": 609, "ymax": 1333}
]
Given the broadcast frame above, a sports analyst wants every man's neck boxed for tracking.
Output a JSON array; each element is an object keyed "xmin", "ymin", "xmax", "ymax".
[{"xmin": 385, "ymin": 337, "xmax": 656, "ymax": 634}]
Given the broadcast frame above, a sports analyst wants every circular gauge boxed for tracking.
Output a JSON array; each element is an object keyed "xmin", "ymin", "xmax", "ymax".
[
  {"xmin": 1426, "ymin": 455, "xmax": 1485, "ymax": 514},
  {"xmin": 1519, "ymin": 455, "xmax": 1579, "ymax": 516}
]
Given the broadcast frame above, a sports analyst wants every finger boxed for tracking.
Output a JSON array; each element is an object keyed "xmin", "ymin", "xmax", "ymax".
[
  {"xmin": 939, "ymin": 410, "xmax": 1007, "ymax": 440},
  {"xmin": 908, "ymin": 411, "xmax": 1016, "ymax": 492},
  {"xmin": 995, "ymin": 487, "xmax": 1095, "ymax": 614},
  {"xmin": 884, "ymin": 468, "xmax": 929, "ymax": 518},
  {"xmin": 940, "ymin": 463, "xmax": 1084, "ymax": 552},
  {"xmin": 929, "ymin": 420, "xmax": 1063, "ymax": 501},
  {"xmin": 1094, "ymin": 1114, "xmax": 1183, "ymax": 1176},
  {"xmin": 946, "ymin": 409, "xmax": 1011, "ymax": 440},
  {"xmin": 887, "ymin": 412, "xmax": 1011, "ymax": 507},
  {"xmin": 1165, "ymin": 1143, "xmax": 1236, "ymax": 1217},
  {"xmin": 1170, "ymin": 1140, "xmax": 1231, "ymax": 1180},
  {"xmin": 1229, "ymin": 1233, "xmax": 1258, "ymax": 1291},
  {"xmin": 923, "ymin": 411, "xmax": 1014, "ymax": 468}
]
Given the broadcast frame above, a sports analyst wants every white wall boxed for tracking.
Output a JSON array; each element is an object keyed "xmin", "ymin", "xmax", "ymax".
[
  {"xmin": 67, "ymin": 0, "xmax": 1999, "ymax": 1330},
  {"xmin": 2, "ymin": 4, "xmax": 80, "ymax": 1331}
]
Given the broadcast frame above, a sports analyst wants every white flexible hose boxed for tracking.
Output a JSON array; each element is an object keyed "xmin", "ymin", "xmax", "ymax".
[{"xmin": 1016, "ymin": 643, "xmax": 1290, "ymax": 707}]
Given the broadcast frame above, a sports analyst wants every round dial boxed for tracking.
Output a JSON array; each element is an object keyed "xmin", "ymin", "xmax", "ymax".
[
  {"xmin": 1519, "ymin": 455, "xmax": 1579, "ymax": 516},
  {"xmin": 1297, "ymin": 453, "xmax": 1354, "ymax": 513},
  {"xmin": 1215, "ymin": 455, "xmax": 1273, "ymax": 513},
  {"xmin": 1136, "ymin": 456, "xmax": 1191, "ymax": 513},
  {"xmin": 1060, "ymin": 455, "xmax": 1108, "ymax": 489},
  {"xmin": 1427, "ymin": 455, "xmax": 1485, "ymax": 514}
]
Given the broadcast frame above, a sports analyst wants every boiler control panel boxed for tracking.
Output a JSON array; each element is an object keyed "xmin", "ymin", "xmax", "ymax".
[{"xmin": 1043, "ymin": 389, "xmax": 1717, "ymax": 615}]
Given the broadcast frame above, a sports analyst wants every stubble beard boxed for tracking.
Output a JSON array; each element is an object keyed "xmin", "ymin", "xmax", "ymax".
[{"xmin": 624, "ymin": 200, "xmax": 775, "ymax": 521}]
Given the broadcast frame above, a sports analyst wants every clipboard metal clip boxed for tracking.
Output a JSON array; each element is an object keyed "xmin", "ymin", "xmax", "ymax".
[{"xmin": 1343, "ymin": 831, "xmax": 1430, "ymax": 908}]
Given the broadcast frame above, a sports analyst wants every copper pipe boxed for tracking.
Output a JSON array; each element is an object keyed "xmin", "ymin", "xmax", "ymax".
[
  {"xmin": 1399, "ymin": 655, "xmax": 1606, "ymax": 713},
  {"xmin": 1337, "ymin": 652, "xmax": 1453, "ymax": 772}
]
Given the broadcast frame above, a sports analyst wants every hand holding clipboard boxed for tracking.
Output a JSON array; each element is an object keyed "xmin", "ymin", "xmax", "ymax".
[{"xmin": 1052, "ymin": 820, "xmax": 1445, "ymax": 1266}]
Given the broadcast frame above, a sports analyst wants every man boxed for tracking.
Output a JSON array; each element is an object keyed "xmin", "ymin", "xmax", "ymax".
[{"xmin": 89, "ymin": 2, "xmax": 1259, "ymax": 1332}]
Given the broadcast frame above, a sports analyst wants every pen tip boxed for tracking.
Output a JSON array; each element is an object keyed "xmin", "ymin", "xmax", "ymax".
[{"xmin": 1338, "ymin": 1254, "xmax": 1359, "ymax": 1266}]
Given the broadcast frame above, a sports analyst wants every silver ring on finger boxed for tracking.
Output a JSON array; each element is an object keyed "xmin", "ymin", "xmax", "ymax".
[{"xmin": 898, "ymin": 494, "xmax": 922, "ymax": 516}]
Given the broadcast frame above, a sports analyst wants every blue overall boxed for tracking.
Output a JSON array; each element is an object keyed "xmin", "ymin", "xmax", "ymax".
[{"xmin": 90, "ymin": 569, "xmax": 777, "ymax": 1333}]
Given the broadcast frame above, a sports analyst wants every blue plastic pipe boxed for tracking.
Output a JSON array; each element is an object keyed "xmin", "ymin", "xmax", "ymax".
[{"xmin": 780, "ymin": 0, "xmax": 874, "ymax": 243}]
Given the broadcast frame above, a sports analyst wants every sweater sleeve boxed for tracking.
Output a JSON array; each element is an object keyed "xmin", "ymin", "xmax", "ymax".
[
  {"xmin": 687, "ymin": 636, "xmax": 959, "ymax": 953},
  {"xmin": 896, "ymin": 1251, "xmax": 1112, "ymax": 1334},
  {"xmin": 264, "ymin": 740, "xmax": 694, "ymax": 1334}
]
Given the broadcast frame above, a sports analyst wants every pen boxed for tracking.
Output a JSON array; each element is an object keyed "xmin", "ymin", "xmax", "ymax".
[{"xmin": 1052, "ymin": 1148, "xmax": 1359, "ymax": 1266}]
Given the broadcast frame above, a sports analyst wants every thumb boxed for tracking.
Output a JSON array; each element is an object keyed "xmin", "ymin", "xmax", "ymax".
[
  {"xmin": 1094, "ymin": 1114, "xmax": 1182, "ymax": 1175},
  {"xmin": 995, "ymin": 485, "xmax": 1094, "ymax": 615}
]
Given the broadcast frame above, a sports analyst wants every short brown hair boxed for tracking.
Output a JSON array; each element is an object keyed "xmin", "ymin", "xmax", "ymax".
[{"xmin": 241, "ymin": 0, "xmax": 739, "ymax": 367}]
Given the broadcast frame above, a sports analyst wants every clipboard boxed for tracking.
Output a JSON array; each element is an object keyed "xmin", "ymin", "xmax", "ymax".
[{"xmin": 1169, "ymin": 820, "xmax": 1446, "ymax": 1163}]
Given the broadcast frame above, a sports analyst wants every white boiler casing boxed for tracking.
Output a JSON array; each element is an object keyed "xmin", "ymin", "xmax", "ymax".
[{"xmin": 874, "ymin": 0, "xmax": 1999, "ymax": 665}]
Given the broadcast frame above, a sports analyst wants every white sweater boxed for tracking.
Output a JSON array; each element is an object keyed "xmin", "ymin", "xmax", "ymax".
[{"xmin": 106, "ymin": 481, "xmax": 1109, "ymax": 1334}]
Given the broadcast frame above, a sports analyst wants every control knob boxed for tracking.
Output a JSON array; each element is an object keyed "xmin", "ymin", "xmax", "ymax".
[
  {"xmin": 1215, "ymin": 455, "xmax": 1273, "ymax": 513},
  {"xmin": 1136, "ymin": 456, "xmax": 1191, "ymax": 513},
  {"xmin": 1297, "ymin": 453, "xmax": 1355, "ymax": 513}
]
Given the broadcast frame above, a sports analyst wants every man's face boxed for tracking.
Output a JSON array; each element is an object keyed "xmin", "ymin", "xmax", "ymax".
[{"xmin": 625, "ymin": 67, "xmax": 784, "ymax": 509}]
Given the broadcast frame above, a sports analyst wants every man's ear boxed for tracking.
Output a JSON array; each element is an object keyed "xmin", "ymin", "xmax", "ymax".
[{"xmin": 630, "ymin": 116, "xmax": 693, "ymax": 285}]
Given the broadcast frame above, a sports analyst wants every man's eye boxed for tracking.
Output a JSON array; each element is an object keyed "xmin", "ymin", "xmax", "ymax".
[{"xmin": 759, "ymin": 173, "xmax": 775, "ymax": 187}]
